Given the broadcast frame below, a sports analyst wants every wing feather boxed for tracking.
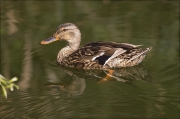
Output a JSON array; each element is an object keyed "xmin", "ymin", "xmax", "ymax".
[{"xmin": 69, "ymin": 41, "xmax": 142, "ymax": 66}]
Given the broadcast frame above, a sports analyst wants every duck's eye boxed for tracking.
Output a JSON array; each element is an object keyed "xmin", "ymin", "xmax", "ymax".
[{"xmin": 62, "ymin": 29, "xmax": 67, "ymax": 32}]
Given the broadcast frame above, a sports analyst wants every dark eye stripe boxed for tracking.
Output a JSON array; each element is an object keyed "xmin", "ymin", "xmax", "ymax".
[
  {"xmin": 59, "ymin": 28, "xmax": 78, "ymax": 33},
  {"xmin": 63, "ymin": 29, "xmax": 68, "ymax": 32}
]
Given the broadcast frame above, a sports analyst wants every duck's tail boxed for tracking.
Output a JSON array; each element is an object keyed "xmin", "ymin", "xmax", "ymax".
[{"xmin": 126, "ymin": 47, "xmax": 152, "ymax": 66}]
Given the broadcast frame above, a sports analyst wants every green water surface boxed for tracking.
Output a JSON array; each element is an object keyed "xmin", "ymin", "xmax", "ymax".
[{"xmin": 1, "ymin": 1, "xmax": 179, "ymax": 119}]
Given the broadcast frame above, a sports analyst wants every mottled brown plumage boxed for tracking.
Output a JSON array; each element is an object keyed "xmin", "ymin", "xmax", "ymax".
[{"xmin": 41, "ymin": 23, "xmax": 152, "ymax": 69}]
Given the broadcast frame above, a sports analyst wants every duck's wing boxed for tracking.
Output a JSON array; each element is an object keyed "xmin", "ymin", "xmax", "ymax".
[
  {"xmin": 75, "ymin": 41, "xmax": 142, "ymax": 65},
  {"xmin": 83, "ymin": 41, "xmax": 141, "ymax": 49}
]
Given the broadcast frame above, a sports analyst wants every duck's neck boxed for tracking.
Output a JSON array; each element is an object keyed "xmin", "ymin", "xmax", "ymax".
[{"xmin": 57, "ymin": 39, "xmax": 80, "ymax": 63}]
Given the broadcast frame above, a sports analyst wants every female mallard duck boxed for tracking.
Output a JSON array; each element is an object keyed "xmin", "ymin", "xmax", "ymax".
[{"xmin": 41, "ymin": 23, "xmax": 152, "ymax": 69}]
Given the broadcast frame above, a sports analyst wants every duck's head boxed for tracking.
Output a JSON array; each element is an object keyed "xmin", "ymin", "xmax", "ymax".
[{"xmin": 41, "ymin": 23, "xmax": 81, "ymax": 45}]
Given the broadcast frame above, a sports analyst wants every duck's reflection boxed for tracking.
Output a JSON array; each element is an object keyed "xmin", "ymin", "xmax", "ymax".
[
  {"xmin": 111, "ymin": 65, "xmax": 153, "ymax": 82},
  {"xmin": 45, "ymin": 65, "xmax": 153, "ymax": 96},
  {"xmin": 45, "ymin": 75, "xmax": 85, "ymax": 97}
]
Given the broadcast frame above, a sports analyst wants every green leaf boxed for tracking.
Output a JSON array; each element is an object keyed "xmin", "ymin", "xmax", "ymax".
[
  {"xmin": 0, "ymin": 77, "xmax": 8, "ymax": 85},
  {"xmin": 13, "ymin": 84, "xmax": 19, "ymax": 89},
  {"xmin": 9, "ymin": 77, "xmax": 18, "ymax": 83},
  {"xmin": 0, "ymin": 74, "xmax": 5, "ymax": 79},
  {"xmin": 1, "ymin": 85, "xmax": 7, "ymax": 98},
  {"xmin": 0, "ymin": 74, "xmax": 19, "ymax": 98},
  {"xmin": 10, "ymin": 85, "xmax": 14, "ymax": 91}
]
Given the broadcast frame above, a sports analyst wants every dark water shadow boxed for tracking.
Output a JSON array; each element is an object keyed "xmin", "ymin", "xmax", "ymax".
[{"xmin": 45, "ymin": 61, "xmax": 154, "ymax": 97}]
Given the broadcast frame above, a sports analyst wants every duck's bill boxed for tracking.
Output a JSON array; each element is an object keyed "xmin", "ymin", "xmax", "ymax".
[{"xmin": 41, "ymin": 37, "xmax": 59, "ymax": 45}]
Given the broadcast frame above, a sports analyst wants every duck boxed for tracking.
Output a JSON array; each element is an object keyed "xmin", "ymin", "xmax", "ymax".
[{"xmin": 41, "ymin": 23, "xmax": 152, "ymax": 69}]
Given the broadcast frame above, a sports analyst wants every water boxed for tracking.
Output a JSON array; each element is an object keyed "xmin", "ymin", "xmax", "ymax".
[{"xmin": 1, "ymin": 1, "xmax": 179, "ymax": 119}]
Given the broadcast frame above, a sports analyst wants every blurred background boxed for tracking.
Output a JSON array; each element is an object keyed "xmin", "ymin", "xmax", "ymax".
[{"xmin": 1, "ymin": 1, "xmax": 179, "ymax": 119}]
